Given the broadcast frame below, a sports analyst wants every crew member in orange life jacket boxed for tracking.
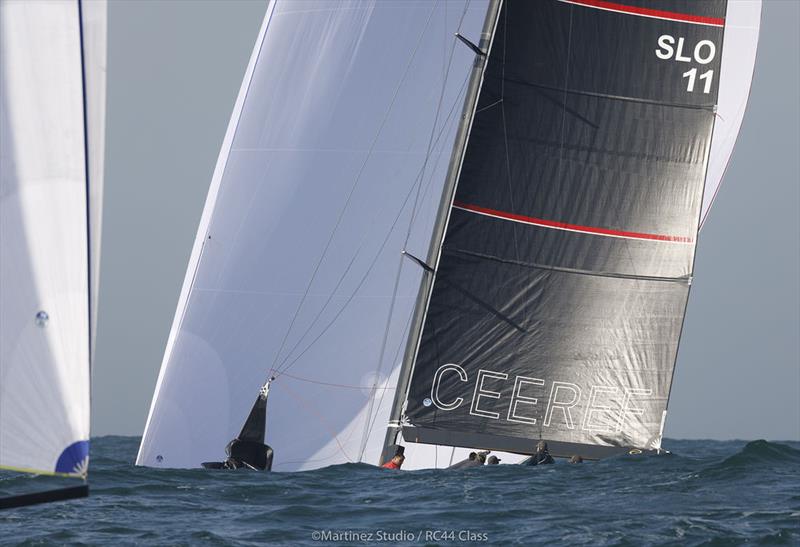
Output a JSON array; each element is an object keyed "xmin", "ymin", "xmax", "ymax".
[{"xmin": 381, "ymin": 446, "xmax": 405, "ymax": 469}]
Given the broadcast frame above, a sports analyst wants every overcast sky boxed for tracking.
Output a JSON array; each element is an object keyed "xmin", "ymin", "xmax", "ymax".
[{"xmin": 93, "ymin": 0, "xmax": 799, "ymax": 441}]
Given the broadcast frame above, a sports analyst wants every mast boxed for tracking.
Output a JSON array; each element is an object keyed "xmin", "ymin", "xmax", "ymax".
[{"xmin": 380, "ymin": 0, "xmax": 503, "ymax": 465}]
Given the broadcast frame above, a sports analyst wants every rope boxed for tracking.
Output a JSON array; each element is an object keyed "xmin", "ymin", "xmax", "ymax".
[
  {"xmin": 266, "ymin": 0, "xmax": 442, "ymax": 381},
  {"xmin": 358, "ymin": 0, "xmax": 475, "ymax": 460},
  {"xmin": 272, "ymin": 73, "xmax": 470, "ymax": 377},
  {"xmin": 280, "ymin": 371, "xmax": 396, "ymax": 391}
]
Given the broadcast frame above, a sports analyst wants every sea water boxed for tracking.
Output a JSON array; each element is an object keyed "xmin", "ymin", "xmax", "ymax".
[{"xmin": 1, "ymin": 437, "xmax": 798, "ymax": 545}]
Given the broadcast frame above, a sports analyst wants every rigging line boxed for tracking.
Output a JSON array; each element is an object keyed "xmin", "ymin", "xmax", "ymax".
[
  {"xmin": 271, "ymin": 109, "xmax": 454, "ymax": 378},
  {"xmin": 273, "ymin": 75, "xmax": 470, "ymax": 376},
  {"xmin": 361, "ymin": 305, "xmax": 414, "ymax": 452},
  {"xmin": 497, "ymin": 3, "xmax": 530, "ymax": 352},
  {"xmin": 405, "ymin": 0, "xmax": 473, "ymax": 236},
  {"xmin": 271, "ymin": 116, "xmax": 442, "ymax": 375},
  {"xmin": 499, "ymin": 4, "xmax": 521, "ymax": 265},
  {"xmin": 266, "ymin": 1, "xmax": 441, "ymax": 379},
  {"xmin": 359, "ymin": 2, "xmax": 474, "ymax": 458},
  {"xmin": 443, "ymin": 0, "xmax": 447, "ymax": 87},
  {"xmin": 269, "ymin": 82, "xmax": 469, "ymax": 374},
  {"xmin": 192, "ymin": 287, "xmax": 412, "ymax": 298},
  {"xmin": 403, "ymin": 74, "xmax": 470, "ymax": 233},
  {"xmin": 270, "ymin": 153, "xmax": 432, "ymax": 376},
  {"xmin": 409, "ymin": 86, "xmax": 470, "ymax": 232},
  {"xmin": 361, "ymin": 61, "xmax": 470, "ymax": 461},
  {"xmin": 356, "ymin": 65, "xmax": 476, "ymax": 450},
  {"xmin": 554, "ymin": 6, "xmax": 575, "ymax": 245},
  {"xmin": 272, "ymin": 168, "xmax": 424, "ymax": 373},
  {"xmin": 366, "ymin": 88, "xmax": 466, "ymax": 456},
  {"xmin": 280, "ymin": 371, "xmax": 395, "ymax": 390},
  {"xmin": 271, "ymin": 10, "xmax": 473, "ymax": 377},
  {"xmin": 271, "ymin": 87, "xmax": 463, "ymax": 376},
  {"xmin": 273, "ymin": 393, "xmax": 368, "ymax": 468},
  {"xmin": 357, "ymin": 253, "xmax": 406, "ymax": 461},
  {"xmin": 279, "ymin": 381, "xmax": 354, "ymax": 463},
  {"xmin": 273, "ymin": 105, "xmax": 467, "ymax": 415}
]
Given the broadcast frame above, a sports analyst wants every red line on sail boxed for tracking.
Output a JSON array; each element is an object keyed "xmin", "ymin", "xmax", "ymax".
[
  {"xmin": 452, "ymin": 201, "xmax": 694, "ymax": 244},
  {"xmin": 558, "ymin": 0, "xmax": 725, "ymax": 27}
]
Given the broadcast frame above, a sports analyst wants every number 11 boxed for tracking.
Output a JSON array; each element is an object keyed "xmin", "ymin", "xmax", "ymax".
[{"xmin": 683, "ymin": 68, "xmax": 714, "ymax": 94}]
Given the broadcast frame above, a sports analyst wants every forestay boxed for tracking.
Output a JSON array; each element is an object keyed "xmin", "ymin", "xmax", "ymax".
[{"xmin": 137, "ymin": 0, "xmax": 488, "ymax": 471}]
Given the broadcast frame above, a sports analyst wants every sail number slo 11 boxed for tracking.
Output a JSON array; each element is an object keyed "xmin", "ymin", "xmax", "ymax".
[{"xmin": 655, "ymin": 35, "xmax": 717, "ymax": 94}]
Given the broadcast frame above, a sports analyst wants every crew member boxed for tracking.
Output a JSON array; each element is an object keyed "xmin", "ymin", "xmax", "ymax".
[
  {"xmin": 522, "ymin": 441, "xmax": 554, "ymax": 466},
  {"xmin": 448, "ymin": 450, "xmax": 490, "ymax": 469},
  {"xmin": 381, "ymin": 454, "xmax": 404, "ymax": 469},
  {"xmin": 381, "ymin": 446, "xmax": 405, "ymax": 469}
]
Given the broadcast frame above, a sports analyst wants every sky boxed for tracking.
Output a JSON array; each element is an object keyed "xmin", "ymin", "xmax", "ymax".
[{"xmin": 93, "ymin": 0, "xmax": 799, "ymax": 441}]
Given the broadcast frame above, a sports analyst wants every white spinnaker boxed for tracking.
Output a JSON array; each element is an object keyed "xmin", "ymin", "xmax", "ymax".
[
  {"xmin": 137, "ymin": 0, "xmax": 488, "ymax": 471},
  {"xmin": 0, "ymin": 0, "xmax": 92, "ymax": 476},
  {"xmin": 701, "ymin": 0, "xmax": 761, "ymax": 227}
]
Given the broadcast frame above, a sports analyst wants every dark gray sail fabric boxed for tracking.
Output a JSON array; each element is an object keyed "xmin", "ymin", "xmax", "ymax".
[
  {"xmin": 238, "ymin": 393, "xmax": 267, "ymax": 445},
  {"xmin": 405, "ymin": 0, "xmax": 727, "ymax": 456}
]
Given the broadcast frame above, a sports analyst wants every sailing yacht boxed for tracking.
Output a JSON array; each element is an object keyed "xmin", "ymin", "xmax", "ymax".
[{"xmin": 137, "ymin": 0, "xmax": 761, "ymax": 471}]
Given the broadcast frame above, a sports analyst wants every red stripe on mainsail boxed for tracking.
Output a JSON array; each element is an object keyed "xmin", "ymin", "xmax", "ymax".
[
  {"xmin": 452, "ymin": 201, "xmax": 694, "ymax": 243},
  {"xmin": 558, "ymin": 0, "xmax": 725, "ymax": 27}
]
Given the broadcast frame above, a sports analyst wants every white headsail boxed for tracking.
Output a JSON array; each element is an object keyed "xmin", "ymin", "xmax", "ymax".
[
  {"xmin": 0, "ymin": 0, "xmax": 104, "ymax": 478},
  {"xmin": 137, "ymin": 0, "xmax": 488, "ymax": 471},
  {"xmin": 701, "ymin": 0, "xmax": 761, "ymax": 227}
]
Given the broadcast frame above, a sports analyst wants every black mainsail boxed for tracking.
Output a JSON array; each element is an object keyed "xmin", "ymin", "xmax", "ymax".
[{"xmin": 386, "ymin": 0, "xmax": 728, "ymax": 460}]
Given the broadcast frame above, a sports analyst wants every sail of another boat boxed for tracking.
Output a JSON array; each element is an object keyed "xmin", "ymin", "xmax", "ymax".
[{"xmin": 0, "ymin": 0, "xmax": 105, "ymax": 506}]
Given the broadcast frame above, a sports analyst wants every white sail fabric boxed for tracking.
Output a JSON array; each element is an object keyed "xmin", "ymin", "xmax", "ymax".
[
  {"xmin": 138, "ymin": 0, "xmax": 489, "ymax": 471},
  {"xmin": 81, "ymin": 0, "xmax": 107, "ymax": 358},
  {"xmin": 701, "ymin": 0, "xmax": 761, "ymax": 227},
  {"xmin": 0, "ymin": 0, "xmax": 95, "ymax": 476}
]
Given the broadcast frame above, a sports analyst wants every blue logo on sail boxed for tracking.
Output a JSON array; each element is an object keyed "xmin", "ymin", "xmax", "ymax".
[{"xmin": 55, "ymin": 440, "xmax": 90, "ymax": 475}]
